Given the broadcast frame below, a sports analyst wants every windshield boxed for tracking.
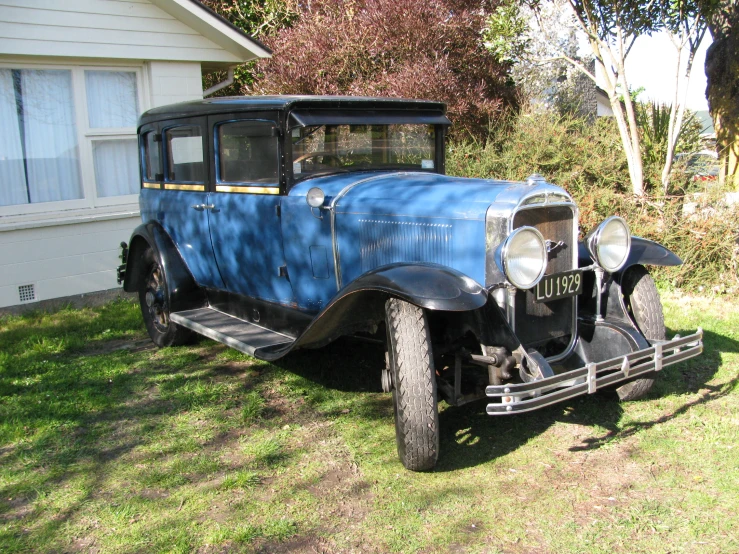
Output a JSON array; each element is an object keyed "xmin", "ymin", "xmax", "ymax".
[{"xmin": 291, "ymin": 124, "xmax": 436, "ymax": 180}]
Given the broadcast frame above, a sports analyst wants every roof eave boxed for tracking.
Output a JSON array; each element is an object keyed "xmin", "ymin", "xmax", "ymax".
[{"xmin": 150, "ymin": 0, "xmax": 272, "ymax": 63}]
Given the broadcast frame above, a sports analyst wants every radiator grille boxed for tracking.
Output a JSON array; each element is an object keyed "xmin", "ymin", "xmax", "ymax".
[
  {"xmin": 359, "ymin": 219, "xmax": 452, "ymax": 273},
  {"xmin": 512, "ymin": 206, "xmax": 576, "ymax": 351}
]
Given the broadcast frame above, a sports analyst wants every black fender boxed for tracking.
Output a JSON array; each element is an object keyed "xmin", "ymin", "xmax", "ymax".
[
  {"xmin": 578, "ymin": 236, "xmax": 682, "ymax": 273},
  {"xmin": 577, "ymin": 236, "xmax": 678, "ymax": 332},
  {"xmin": 122, "ymin": 222, "xmax": 206, "ymax": 312},
  {"xmin": 337, "ymin": 263, "xmax": 488, "ymax": 312},
  {"xmin": 258, "ymin": 263, "xmax": 488, "ymax": 357}
]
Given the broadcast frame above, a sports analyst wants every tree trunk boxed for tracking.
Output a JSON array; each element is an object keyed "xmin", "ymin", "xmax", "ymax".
[
  {"xmin": 703, "ymin": 2, "xmax": 739, "ymax": 188},
  {"xmin": 589, "ymin": 32, "xmax": 645, "ymax": 196}
]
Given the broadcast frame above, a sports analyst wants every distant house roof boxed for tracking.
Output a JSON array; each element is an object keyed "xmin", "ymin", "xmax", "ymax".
[{"xmin": 694, "ymin": 110, "xmax": 715, "ymax": 136}]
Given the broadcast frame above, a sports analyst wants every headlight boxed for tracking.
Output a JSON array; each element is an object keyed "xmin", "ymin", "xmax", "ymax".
[
  {"xmin": 306, "ymin": 187, "xmax": 325, "ymax": 208},
  {"xmin": 587, "ymin": 216, "xmax": 631, "ymax": 272},
  {"xmin": 500, "ymin": 226, "xmax": 547, "ymax": 289}
]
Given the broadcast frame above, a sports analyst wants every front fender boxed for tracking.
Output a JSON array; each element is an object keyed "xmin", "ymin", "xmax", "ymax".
[
  {"xmin": 259, "ymin": 263, "xmax": 487, "ymax": 357},
  {"xmin": 122, "ymin": 222, "xmax": 206, "ymax": 312},
  {"xmin": 338, "ymin": 263, "xmax": 488, "ymax": 312},
  {"xmin": 578, "ymin": 236, "xmax": 682, "ymax": 271}
]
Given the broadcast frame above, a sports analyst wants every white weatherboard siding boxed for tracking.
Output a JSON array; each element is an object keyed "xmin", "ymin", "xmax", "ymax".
[
  {"xmin": 0, "ymin": 0, "xmax": 244, "ymax": 65},
  {"xmin": 0, "ymin": 215, "xmax": 140, "ymax": 308},
  {"xmin": 147, "ymin": 61, "xmax": 203, "ymax": 107},
  {"xmin": 0, "ymin": 0, "xmax": 267, "ymax": 308},
  {"xmin": 0, "ymin": 60, "xmax": 203, "ymax": 308}
]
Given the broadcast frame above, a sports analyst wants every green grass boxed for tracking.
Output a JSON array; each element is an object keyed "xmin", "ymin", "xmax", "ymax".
[{"xmin": 0, "ymin": 293, "xmax": 737, "ymax": 553}]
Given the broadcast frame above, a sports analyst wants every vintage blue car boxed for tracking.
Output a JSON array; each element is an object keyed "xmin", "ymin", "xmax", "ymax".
[{"xmin": 118, "ymin": 96, "xmax": 702, "ymax": 471}]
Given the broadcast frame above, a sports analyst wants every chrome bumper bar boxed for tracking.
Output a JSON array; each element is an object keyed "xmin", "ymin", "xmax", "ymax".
[{"xmin": 486, "ymin": 328, "xmax": 703, "ymax": 415}]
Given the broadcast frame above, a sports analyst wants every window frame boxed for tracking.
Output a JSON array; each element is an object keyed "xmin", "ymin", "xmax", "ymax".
[
  {"xmin": 140, "ymin": 129, "xmax": 163, "ymax": 185},
  {"xmin": 162, "ymin": 121, "xmax": 208, "ymax": 187},
  {"xmin": 214, "ymin": 119, "xmax": 280, "ymax": 187},
  {"xmin": 0, "ymin": 60, "xmax": 146, "ymax": 218},
  {"xmin": 285, "ymin": 120, "xmax": 447, "ymax": 190}
]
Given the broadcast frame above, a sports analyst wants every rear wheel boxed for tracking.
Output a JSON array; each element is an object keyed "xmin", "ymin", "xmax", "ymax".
[
  {"xmin": 138, "ymin": 249, "xmax": 192, "ymax": 348},
  {"xmin": 616, "ymin": 265, "xmax": 665, "ymax": 401},
  {"xmin": 385, "ymin": 298, "xmax": 439, "ymax": 471}
]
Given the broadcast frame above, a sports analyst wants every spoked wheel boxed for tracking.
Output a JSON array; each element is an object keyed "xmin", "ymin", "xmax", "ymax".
[
  {"xmin": 385, "ymin": 298, "xmax": 439, "ymax": 471},
  {"xmin": 616, "ymin": 265, "xmax": 666, "ymax": 401},
  {"xmin": 138, "ymin": 250, "xmax": 192, "ymax": 348}
]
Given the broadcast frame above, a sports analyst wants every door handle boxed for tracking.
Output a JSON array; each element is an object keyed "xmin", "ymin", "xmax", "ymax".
[{"xmin": 191, "ymin": 204, "xmax": 216, "ymax": 211}]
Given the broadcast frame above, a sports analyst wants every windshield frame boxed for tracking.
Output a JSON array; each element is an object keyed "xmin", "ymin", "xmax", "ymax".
[{"xmin": 285, "ymin": 114, "xmax": 447, "ymax": 189}]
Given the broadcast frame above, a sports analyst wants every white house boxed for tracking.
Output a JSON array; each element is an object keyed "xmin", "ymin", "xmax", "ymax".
[{"xmin": 0, "ymin": 0, "xmax": 270, "ymax": 310}]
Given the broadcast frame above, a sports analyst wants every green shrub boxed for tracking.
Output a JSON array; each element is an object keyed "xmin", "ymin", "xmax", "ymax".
[
  {"xmin": 447, "ymin": 110, "xmax": 633, "ymax": 196},
  {"xmin": 447, "ymin": 110, "xmax": 739, "ymax": 291}
]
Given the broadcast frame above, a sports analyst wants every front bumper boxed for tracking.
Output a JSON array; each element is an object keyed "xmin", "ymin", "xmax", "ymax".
[{"xmin": 486, "ymin": 328, "xmax": 703, "ymax": 414}]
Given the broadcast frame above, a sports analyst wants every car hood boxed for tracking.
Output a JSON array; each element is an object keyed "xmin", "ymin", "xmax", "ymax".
[{"xmin": 288, "ymin": 171, "xmax": 571, "ymax": 220}]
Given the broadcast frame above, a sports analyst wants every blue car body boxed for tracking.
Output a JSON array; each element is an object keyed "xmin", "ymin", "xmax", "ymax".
[{"xmin": 119, "ymin": 96, "xmax": 702, "ymax": 470}]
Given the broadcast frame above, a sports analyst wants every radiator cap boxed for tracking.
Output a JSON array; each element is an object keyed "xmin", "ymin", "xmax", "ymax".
[{"xmin": 526, "ymin": 174, "xmax": 546, "ymax": 186}]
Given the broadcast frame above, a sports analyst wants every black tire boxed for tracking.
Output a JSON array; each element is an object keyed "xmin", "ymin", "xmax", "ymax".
[
  {"xmin": 138, "ymin": 249, "xmax": 193, "ymax": 348},
  {"xmin": 385, "ymin": 298, "xmax": 439, "ymax": 471},
  {"xmin": 616, "ymin": 265, "xmax": 666, "ymax": 401}
]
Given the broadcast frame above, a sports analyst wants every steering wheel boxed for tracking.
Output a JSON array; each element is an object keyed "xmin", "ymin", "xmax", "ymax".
[{"xmin": 293, "ymin": 151, "xmax": 342, "ymax": 164}]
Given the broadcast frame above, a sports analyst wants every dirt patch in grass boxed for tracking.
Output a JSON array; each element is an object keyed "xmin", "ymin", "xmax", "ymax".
[
  {"xmin": 79, "ymin": 337, "xmax": 155, "ymax": 355},
  {"xmin": 0, "ymin": 496, "xmax": 34, "ymax": 523},
  {"xmin": 260, "ymin": 534, "xmax": 339, "ymax": 553},
  {"xmin": 68, "ymin": 536, "xmax": 99, "ymax": 553}
]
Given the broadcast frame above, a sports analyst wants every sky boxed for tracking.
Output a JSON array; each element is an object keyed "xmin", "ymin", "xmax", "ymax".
[{"xmin": 624, "ymin": 31, "xmax": 711, "ymax": 111}]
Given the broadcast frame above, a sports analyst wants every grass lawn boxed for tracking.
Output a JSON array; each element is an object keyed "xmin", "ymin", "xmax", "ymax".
[{"xmin": 0, "ymin": 291, "xmax": 737, "ymax": 553}]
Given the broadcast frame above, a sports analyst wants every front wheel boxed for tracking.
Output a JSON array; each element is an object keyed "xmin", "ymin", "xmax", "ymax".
[
  {"xmin": 616, "ymin": 265, "xmax": 665, "ymax": 401},
  {"xmin": 385, "ymin": 298, "xmax": 439, "ymax": 471},
  {"xmin": 138, "ymin": 249, "xmax": 193, "ymax": 348}
]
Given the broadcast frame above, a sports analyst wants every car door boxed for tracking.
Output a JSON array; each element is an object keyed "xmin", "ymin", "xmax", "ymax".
[
  {"xmin": 206, "ymin": 115, "xmax": 294, "ymax": 304},
  {"xmin": 146, "ymin": 118, "xmax": 224, "ymax": 289}
]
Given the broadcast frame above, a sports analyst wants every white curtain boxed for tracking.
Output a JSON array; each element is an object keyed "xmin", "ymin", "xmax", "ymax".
[
  {"xmin": 92, "ymin": 139, "xmax": 139, "ymax": 197},
  {"xmin": 22, "ymin": 69, "xmax": 83, "ymax": 203},
  {"xmin": 0, "ymin": 69, "xmax": 28, "ymax": 206},
  {"xmin": 85, "ymin": 71, "xmax": 138, "ymax": 128},
  {"xmin": 87, "ymin": 71, "xmax": 139, "ymax": 197},
  {"xmin": 0, "ymin": 68, "xmax": 139, "ymax": 207}
]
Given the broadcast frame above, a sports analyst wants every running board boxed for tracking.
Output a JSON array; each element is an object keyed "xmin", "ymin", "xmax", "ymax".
[{"xmin": 170, "ymin": 307, "xmax": 294, "ymax": 358}]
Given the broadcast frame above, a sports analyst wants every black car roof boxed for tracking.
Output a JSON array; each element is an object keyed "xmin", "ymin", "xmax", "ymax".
[{"xmin": 138, "ymin": 95, "xmax": 447, "ymax": 127}]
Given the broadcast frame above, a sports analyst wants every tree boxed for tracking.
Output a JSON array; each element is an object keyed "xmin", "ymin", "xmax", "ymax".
[
  {"xmin": 556, "ymin": 1, "xmax": 664, "ymax": 196},
  {"xmin": 661, "ymin": 0, "xmax": 708, "ymax": 191},
  {"xmin": 519, "ymin": 0, "xmax": 714, "ymax": 195},
  {"xmin": 245, "ymin": 0, "xmax": 517, "ymax": 139},
  {"xmin": 198, "ymin": 0, "xmax": 300, "ymax": 94},
  {"xmin": 486, "ymin": 1, "xmax": 592, "ymax": 115},
  {"xmin": 699, "ymin": 0, "xmax": 738, "ymax": 187}
]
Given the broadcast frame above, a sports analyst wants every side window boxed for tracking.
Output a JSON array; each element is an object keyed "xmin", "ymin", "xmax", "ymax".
[
  {"xmin": 141, "ymin": 131, "xmax": 161, "ymax": 182},
  {"xmin": 218, "ymin": 121, "xmax": 278, "ymax": 184},
  {"xmin": 165, "ymin": 126, "xmax": 204, "ymax": 183}
]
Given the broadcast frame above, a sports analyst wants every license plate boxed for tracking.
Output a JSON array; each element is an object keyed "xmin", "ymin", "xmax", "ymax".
[{"xmin": 534, "ymin": 269, "xmax": 583, "ymax": 303}]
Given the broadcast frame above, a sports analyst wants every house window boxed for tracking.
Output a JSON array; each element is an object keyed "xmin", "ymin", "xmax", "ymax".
[
  {"xmin": 0, "ymin": 64, "xmax": 143, "ymax": 215},
  {"xmin": 0, "ymin": 69, "xmax": 83, "ymax": 206},
  {"xmin": 86, "ymin": 71, "xmax": 140, "ymax": 198}
]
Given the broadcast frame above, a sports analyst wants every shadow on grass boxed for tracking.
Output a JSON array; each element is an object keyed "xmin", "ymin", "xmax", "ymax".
[
  {"xmin": 435, "ymin": 327, "xmax": 737, "ymax": 471},
  {"xmin": 269, "ymin": 327, "xmax": 736, "ymax": 472},
  {"xmin": 0, "ymin": 318, "xmax": 263, "ymax": 550},
  {"xmin": 1, "ymin": 306, "xmax": 734, "ymax": 550},
  {"xmin": 275, "ymin": 336, "xmax": 387, "ymax": 396}
]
